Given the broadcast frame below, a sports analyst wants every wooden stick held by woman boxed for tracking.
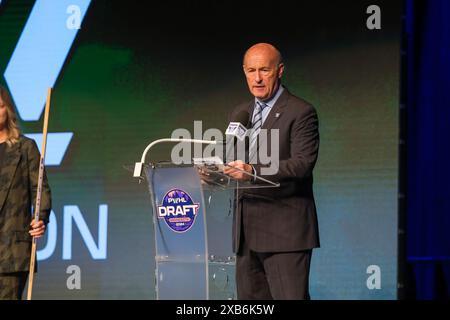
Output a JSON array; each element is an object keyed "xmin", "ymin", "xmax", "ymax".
[{"xmin": 27, "ymin": 87, "xmax": 52, "ymax": 300}]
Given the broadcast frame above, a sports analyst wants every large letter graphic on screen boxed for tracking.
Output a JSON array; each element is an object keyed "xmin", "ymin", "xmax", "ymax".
[
  {"xmin": 4, "ymin": 0, "xmax": 91, "ymax": 165},
  {"xmin": 63, "ymin": 205, "xmax": 108, "ymax": 260}
]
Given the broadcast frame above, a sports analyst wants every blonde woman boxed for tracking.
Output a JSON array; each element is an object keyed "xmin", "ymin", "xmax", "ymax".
[{"xmin": 0, "ymin": 85, "xmax": 51, "ymax": 299}]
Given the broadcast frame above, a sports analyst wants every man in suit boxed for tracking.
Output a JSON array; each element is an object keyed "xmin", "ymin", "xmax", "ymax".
[
  {"xmin": 223, "ymin": 43, "xmax": 320, "ymax": 300},
  {"xmin": 0, "ymin": 85, "xmax": 51, "ymax": 299}
]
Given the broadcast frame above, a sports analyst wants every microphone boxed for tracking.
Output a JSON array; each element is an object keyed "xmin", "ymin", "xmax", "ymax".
[
  {"xmin": 225, "ymin": 111, "xmax": 250, "ymax": 141},
  {"xmin": 225, "ymin": 111, "xmax": 250, "ymax": 162}
]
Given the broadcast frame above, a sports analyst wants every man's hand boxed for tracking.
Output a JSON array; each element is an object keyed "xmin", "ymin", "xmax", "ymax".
[
  {"xmin": 224, "ymin": 160, "xmax": 254, "ymax": 181},
  {"xmin": 29, "ymin": 220, "xmax": 46, "ymax": 238}
]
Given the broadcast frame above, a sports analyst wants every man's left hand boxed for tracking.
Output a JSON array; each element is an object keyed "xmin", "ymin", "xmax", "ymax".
[
  {"xmin": 29, "ymin": 220, "xmax": 46, "ymax": 238},
  {"xmin": 224, "ymin": 160, "xmax": 253, "ymax": 181}
]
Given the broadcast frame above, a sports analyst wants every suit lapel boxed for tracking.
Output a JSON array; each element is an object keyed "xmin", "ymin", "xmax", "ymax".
[
  {"xmin": 261, "ymin": 89, "xmax": 289, "ymax": 130},
  {"xmin": 0, "ymin": 141, "xmax": 22, "ymax": 212},
  {"xmin": 245, "ymin": 101, "xmax": 254, "ymax": 126},
  {"xmin": 251, "ymin": 89, "xmax": 290, "ymax": 161}
]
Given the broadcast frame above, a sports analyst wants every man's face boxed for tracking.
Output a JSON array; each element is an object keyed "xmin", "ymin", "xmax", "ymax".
[{"xmin": 243, "ymin": 50, "xmax": 284, "ymax": 101}]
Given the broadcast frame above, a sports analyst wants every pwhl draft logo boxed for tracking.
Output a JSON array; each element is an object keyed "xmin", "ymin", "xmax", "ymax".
[
  {"xmin": 158, "ymin": 189, "xmax": 200, "ymax": 233},
  {"xmin": 4, "ymin": 0, "xmax": 91, "ymax": 165}
]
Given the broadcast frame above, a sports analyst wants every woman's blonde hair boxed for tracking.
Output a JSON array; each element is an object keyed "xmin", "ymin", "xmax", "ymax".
[{"xmin": 0, "ymin": 85, "xmax": 21, "ymax": 146}]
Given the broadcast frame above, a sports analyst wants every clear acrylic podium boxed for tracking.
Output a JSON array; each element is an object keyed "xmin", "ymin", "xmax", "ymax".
[{"xmin": 131, "ymin": 139, "xmax": 279, "ymax": 300}]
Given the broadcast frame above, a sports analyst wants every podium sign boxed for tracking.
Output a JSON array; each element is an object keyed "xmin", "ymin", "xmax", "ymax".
[{"xmin": 146, "ymin": 165, "xmax": 210, "ymax": 299}]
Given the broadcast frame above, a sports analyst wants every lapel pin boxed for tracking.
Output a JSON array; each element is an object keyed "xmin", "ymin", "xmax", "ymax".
[{"xmin": 275, "ymin": 113, "xmax": 280, "ymax": 118}]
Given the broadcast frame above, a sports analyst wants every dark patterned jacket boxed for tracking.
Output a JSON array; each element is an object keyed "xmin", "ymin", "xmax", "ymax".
[{"xmin": 0, "ymin": 135, "xmax": 51, "ymax": 273}]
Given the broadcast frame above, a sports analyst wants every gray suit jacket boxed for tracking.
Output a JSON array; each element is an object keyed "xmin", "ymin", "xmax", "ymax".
[
  {"xmin": 230, "ymin": 88, "xmax": 320, "ymax": 253},
  {"xmin": 0, "ymin": 136, "xmax": 51, "ymax": 273}
]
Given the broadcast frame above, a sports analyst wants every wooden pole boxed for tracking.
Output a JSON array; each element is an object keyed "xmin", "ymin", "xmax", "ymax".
[{"xmin": 27, "ymin": 87, "xmax": 52, "ymax": 300}]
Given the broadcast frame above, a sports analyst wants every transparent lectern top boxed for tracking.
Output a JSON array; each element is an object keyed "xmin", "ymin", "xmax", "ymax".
[
  {"xmin": 124, "ymin": 161, "xmax": 279, "ymax": 190},
  {"xmin": 196, "ymin": 162, "xmax": 279, "ymax": 190}
]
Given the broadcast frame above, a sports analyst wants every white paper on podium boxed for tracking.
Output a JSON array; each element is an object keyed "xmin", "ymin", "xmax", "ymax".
[{"xmin": 192, "ymin": 156, "xmax": 224, "ymax": 171}]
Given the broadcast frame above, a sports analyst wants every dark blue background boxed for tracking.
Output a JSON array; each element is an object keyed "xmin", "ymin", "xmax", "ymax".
[{"xmin": 405, "ymin": 0, "xmax": 450, "ymax": 300}]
